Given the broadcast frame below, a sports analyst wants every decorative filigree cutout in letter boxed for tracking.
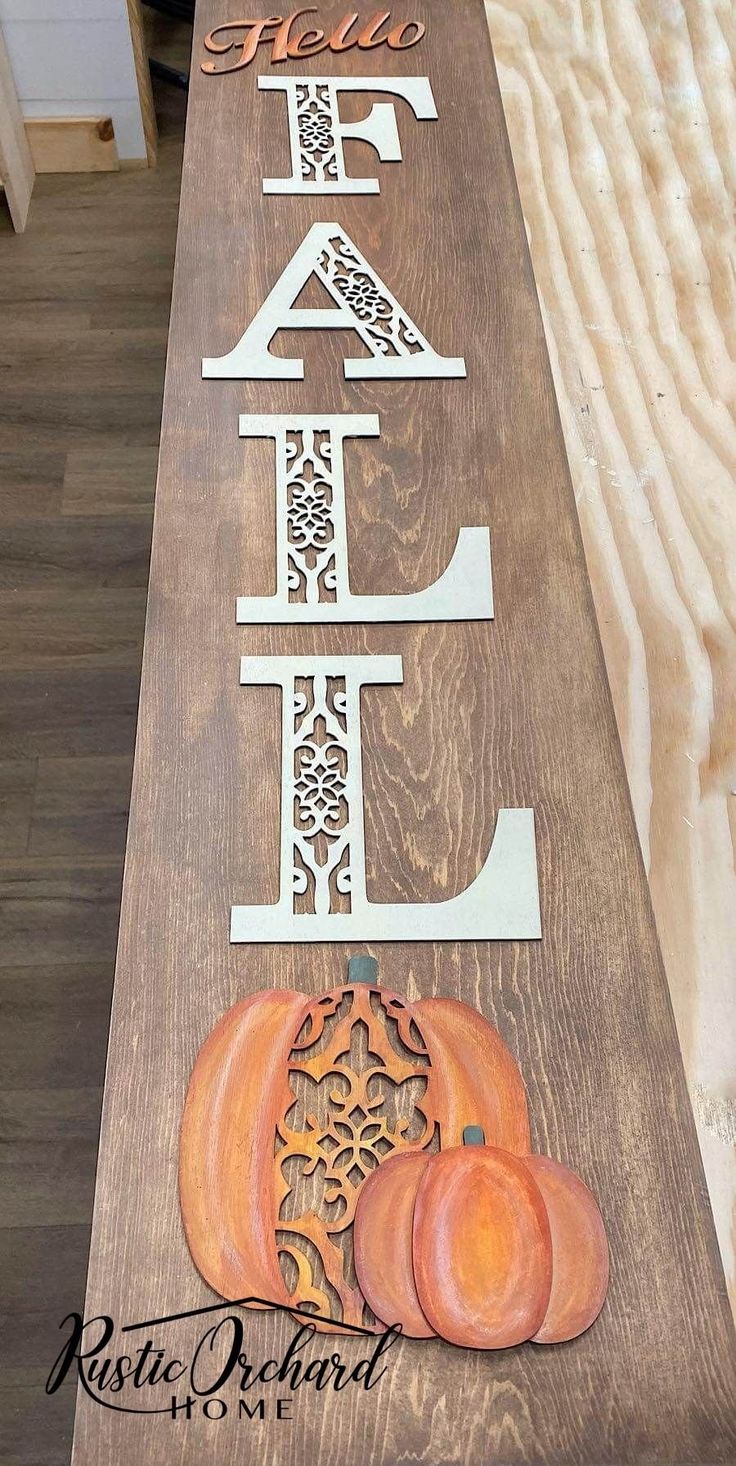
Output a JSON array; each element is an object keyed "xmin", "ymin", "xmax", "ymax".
[
  {"xmin": 236, "ymin": 414, "xmax": 492, "ymax": 623},
  {"xmin": 231, "ymin": 656, "xmax": 541, "ymax": 943},
  {"xmin": 202, "ymin": 222, "xmax": 466, "ymax": 381},
  {"xmin": 260, "ymin": 76, "xmax": 437, "ymax": 195}
]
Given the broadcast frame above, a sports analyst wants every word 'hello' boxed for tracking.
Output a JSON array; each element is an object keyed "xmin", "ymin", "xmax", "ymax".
[{"xmin": 202, "ymin": 9, "xmax": 424, "ymax": 74}]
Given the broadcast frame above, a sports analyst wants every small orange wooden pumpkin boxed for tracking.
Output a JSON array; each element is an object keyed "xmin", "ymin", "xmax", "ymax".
[
  {"xmin": 355, "ymin": 1127, "xmax": 552, "ymax": 1347},
  {"xmin": 179, "ymin": 958, "xmax": 530, "ymax": 1332},
  {"xmin": 353, "ymin": 1150, "xmax": 435, "ymax": 1339},
  {"xmin": 354, "ymin": 1129, "xmax": 609, "ymax": 1349}
]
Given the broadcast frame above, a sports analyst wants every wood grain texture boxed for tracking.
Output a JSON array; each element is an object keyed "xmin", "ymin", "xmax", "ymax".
[
  {"xmin": 128, "ymin": 0, "xmax": 158, "ymax": 166},
  {"xmin": 72, "ymin": 3, "xmax": 736, "ymax": 1461},
  {"xmin": 26, "ymin": 118, "xmax": 119, "ymax": 175},
  {"xmin": 0, "ymin": 25, "xmax": 33, "ymax": 231},
  {"xmin": 485, "ymin": 0, "xmax": 736, "ymax": 1313}
]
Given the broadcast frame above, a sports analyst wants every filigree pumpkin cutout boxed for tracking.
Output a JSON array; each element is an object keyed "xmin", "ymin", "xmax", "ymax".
[
  {"xmin": 275, "ymin": 985, "xmax": 439, "ymax": 1328},
  {"xmin": 179, "ymin": 962, "xmax": 532, "ymax": 1334}
]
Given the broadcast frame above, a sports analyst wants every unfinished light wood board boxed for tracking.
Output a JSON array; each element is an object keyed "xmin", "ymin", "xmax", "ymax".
[
  {"xmin": 485, "ymin": 0, "xmax": 736, "ymax": 1314},
  {"xmin": 0, "ymin": 25, "xmax": 33, "ymax": 231},
  {"xmin": 72, "ymin": 3, "xmax": 736, "ymax": 1462},
  {"xmin": 26, "ymin": 118, "xmax": 119, "ymax": 174},
  {"xmin": 127, "ymin": 0, "xmax": 158, "ymax": 166}
]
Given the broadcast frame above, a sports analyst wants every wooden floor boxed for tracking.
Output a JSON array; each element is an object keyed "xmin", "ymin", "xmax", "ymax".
[{"xmin": 0, "ymin": 43, "xmax": 186, "ymax": 1466}]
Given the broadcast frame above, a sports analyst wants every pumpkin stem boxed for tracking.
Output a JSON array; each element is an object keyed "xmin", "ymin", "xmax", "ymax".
[
  {"xmin": 347, "ymin": 954, "xmax": 379, "ymax": 986},
  {"xmin": 463, "ymin": 1125, "xmax": 486, "ymax": 1146}
]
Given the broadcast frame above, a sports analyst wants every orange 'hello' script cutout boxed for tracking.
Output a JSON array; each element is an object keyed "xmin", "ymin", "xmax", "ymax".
[{"xmin": 201, "ymin": 10, "xmax": 425, "ymax": 74}]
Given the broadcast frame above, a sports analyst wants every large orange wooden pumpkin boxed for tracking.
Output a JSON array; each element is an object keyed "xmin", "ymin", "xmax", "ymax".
[
  {"xmin": 179, "ymin": 957, "xmax": 529, "ymax": 1332},
  {"xmin": 354, "ymin": 1127, "xmax": 608, "ymax": 1348}
]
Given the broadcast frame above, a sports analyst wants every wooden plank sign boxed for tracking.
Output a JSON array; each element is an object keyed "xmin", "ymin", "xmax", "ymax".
[{"xmin": 70, "ymin": 3, "xmax": 736, "ymax": 1463}]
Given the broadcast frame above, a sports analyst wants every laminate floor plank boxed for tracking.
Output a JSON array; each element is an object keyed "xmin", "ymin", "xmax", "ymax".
[
  {"xmin": 28, "ymin": 755, "xmax": 133, "ymax": 858},
  {"xmin": 0, "ymin": 1224, "xmax": 93, "ymax": 1389},
  {"xmin": 0, "ymin": 589, "xmax": 148, "ymax": 671},
  {"xmin": 0, "ymin": 452, "xmax": 65, "ymax": 522},
  {"xmin": 0, "ymin": 859, "xmax": 124, "ymax": 969},
  {"xmin": 0, "ymin": 516, "xmax": 152, "ymax": 591},
  {"xmin": 0, "ymin": 23, "xmax": 186, "ymax": 1463},
  {"xmin": 0, "ymin": 760, "xmax": 36, "ymax": 856},
  {"xmin": 62, "ymin": 446, "xmax": 158, "ymax": 517},
  {"xmin": 0, "ymin": 964, "xmax": 112, "ymax": 1089},
  {"xmin": 0, "ymin": 1386, "xmax": 75, "ymax": 1466},
  {"xmin": 0, "ymin": 1089, "xmax": 101, "ymax": 1229},
  {"xmin": 0, "ymin": 667, "xmax": 143, "ymax": 758}
]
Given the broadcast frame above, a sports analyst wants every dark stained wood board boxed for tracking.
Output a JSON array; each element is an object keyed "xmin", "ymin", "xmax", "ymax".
[{"xmin": 71, "ymin": 2, "xmax": 736, "ymax": 1462}]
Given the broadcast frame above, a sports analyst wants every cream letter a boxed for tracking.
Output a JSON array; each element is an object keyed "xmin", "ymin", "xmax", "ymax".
[{"xmin": 202, "ymin": 222, "xmax": 466, "ymax": 381}]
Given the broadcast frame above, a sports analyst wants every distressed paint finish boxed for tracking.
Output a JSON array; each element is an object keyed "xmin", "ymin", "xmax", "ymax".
[
  {"xmin": 355, "ymin": 1144, "xmax": 609, "ymax": 1348},
  {"xmin": 354, "ymin": 1151, "xmax": 436, "ymax": 1337},
  {"xmin": 525, "ymin": 1154, "xmax": 609, "ymax": 1345},
  {"xmin": 412, "ymin": 1144, "xmax": 553, "ymax": 1350}
]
